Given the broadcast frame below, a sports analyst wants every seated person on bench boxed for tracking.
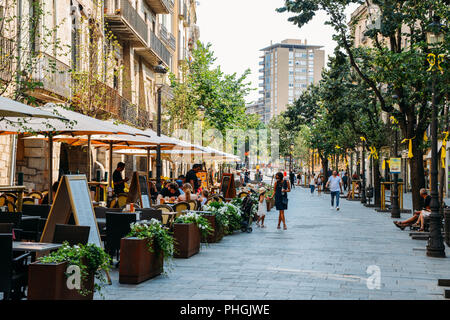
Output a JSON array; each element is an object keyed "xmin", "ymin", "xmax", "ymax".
[{"xmin": 393, "ymin": 188, "xmax": 431, "ymax": 230}]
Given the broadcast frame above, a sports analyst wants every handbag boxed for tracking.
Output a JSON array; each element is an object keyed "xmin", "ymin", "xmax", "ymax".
[{"xmin": 282, "ymin": 181, "xmax": 289, "ymax": 205}]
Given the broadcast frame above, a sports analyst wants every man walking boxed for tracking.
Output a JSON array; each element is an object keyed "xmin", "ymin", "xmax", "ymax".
[{"xmin": 326, "ymin": 170, "xmax": 343, "ymax": 211}]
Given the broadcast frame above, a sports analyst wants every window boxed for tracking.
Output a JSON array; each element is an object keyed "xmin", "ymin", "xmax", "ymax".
[
  {"xmin": 289, "ymin": 60, "xmax": 293, "ymax": 66},
  {"xmin": 289, "ymin": 90, "xmax": 294, "ymax": 97},
  {"xmin": 289, "ymin": 52, "xmax": 294, "ymax": 59},
  {"xmin": 289, "ymin": 83, "xmax": 294, "ymax": 88}
]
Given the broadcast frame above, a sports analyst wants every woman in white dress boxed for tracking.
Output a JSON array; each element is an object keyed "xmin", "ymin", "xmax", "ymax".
[{"xmin": 256, "ymin": 187, "xmax": 267, "ymax": 228}]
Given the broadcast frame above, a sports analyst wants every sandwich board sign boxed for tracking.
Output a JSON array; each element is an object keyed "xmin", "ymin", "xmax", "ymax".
[
  {"xmin": 40, "ymin": 175, "xmax": 102, "ymax": 248},
  {"xmin": 126, "ymin": 171, "xmax": 151, "ymax": 208}
]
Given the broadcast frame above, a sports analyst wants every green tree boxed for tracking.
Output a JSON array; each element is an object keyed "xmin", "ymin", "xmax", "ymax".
[{"xmin": 277, "ymin": 0, "xmax": 450, "ymax": 209}]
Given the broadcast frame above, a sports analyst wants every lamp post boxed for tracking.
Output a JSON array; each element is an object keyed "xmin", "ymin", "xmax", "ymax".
[
  {"xmin": 425, "ymin": 16, "xmax": 445, "ymax": 258},
  {"xmin": 391, "ymin": 96, "xmax": 401, "ymax": 218},
  {"xmin": 155, "ymin": 62, "xmax": 168, "ymax": 190},
  {"xmin": 361, "ymin": 140, "xmax": 367, "ymax": 204}
]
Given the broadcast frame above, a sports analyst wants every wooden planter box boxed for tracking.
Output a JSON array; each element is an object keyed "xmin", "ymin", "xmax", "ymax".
[
  {"xmin": 28, "ymin": 261, "xmax": 94, "ymax": 300},
  {"xmin": 119, "ymin": 237, "xmax": 163, "ymax": 284},
  {"xmin": 173, "ymin": 223, "xmax": 200, "ymax": 258},
  {"xmin": 201, "ymin": 215, "xmax": 223, "ymax": 243}
]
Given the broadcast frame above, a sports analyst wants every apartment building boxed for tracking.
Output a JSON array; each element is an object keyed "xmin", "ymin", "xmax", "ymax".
[
  {"xmin": 0, "ymin": 0, "xmax": 199, "ymax": 190},
  {"xmin": 245, "ymin": 98, "xmax": 268, "ymax": 124},
  {"xmin": 259, "ymin": 39, "xmax": 325, "ymax": 122}
]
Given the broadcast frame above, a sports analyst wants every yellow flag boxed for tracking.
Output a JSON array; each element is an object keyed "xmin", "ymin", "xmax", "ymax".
[
  {"xmin": 442, "ymin": 131, "xmax": 449, "ymax": 168},
  {"xmin": 401, "ymin": 138, "xmax": 414, "ymax": 158}
]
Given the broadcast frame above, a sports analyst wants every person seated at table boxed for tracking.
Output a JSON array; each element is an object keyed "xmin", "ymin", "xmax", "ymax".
[
  {"xmin": 394, "ymin": 188, "xmax": 431, "ymax": 230},
  {"xmin": 159, "ymin": 183, "xmax": 181, "ymax": 201},
  {"xmin": 113, "ymin": 162, "xmax": 129, "ymax": 195},
  {"xmin": 41, "ymin": 181, "xmax": 59, "ymax": 204},
  {"xmin": 178, "ymin": 183, "xmax": 198, "ymax": 202},
  {"xmin": 199, "ymin": 189, "xmax": 209, "ymax": 206},
  {"xmin": 149, "ymin": 181, "xmax": 159, "ymax": 202},
  {"xmin": 175, "ymin": 175, "xmax": 185, "ymax": 188}
]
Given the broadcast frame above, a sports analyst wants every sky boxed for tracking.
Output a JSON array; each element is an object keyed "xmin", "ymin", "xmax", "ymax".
[{"xmin": 196, "ymin": 0, "xmax": 359, "ymax": 104}]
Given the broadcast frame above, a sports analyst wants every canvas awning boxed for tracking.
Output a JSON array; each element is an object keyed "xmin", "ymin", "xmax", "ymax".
[{"xmin": 0, "ymin": 97, "xmax": 67, "ymax": 120}]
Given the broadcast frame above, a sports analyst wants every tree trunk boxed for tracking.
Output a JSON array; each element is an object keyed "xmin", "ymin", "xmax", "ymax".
[
  {"xmin": 409, "ymin": 145, "xmax": 426, "ymax": 211},
  {"xmin": 373, "ymin": 159, "xmax": 382, "ymax": 207}
]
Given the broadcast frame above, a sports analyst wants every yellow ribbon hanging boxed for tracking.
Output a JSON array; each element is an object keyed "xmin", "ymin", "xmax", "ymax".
[
  {"xmin": 437, "ymin": 54, "xmax": 445, "ymax": 73},
  {"xmin": 360, "ymin": 137, "xmax": 366, "ymax": 143},
  {"xmin": 382, "ymin": 160, "xmax": 385, "ymax": 170},
  {"xmin": 427, "ymin": 53, "xmax": 436, "ymax": 72},
  {"xmin": 368, "ymin": 146, "xmax": 379, "ymax": 160},
  {"xmin": 390, "ymin": 116, "xmax": 398, "ymax": 125},
  {"xmin": 401, "ymin": 137, "xmax": 415, "ymax": 158},
  {"xmin": 423, "ymin": 131, "xmax": 428, "ymax": 142},
  {"xmin": 335, "ymin": 145, "xmax": 341, "ymax": 149},
  {"xmin": 442, "ymin": 131, "xmax": 449, "ymax": 168}
]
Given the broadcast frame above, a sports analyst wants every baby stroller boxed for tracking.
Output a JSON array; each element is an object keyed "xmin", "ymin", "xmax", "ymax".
[{"xmin": 240, "ymin": 193, "xmax": 256, "ymax": 233}]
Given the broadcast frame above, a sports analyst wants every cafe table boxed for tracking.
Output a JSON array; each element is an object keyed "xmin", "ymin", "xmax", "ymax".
[
  {"xmin": 13, "ymin": 241, "xmax": 63, "ymax": 261},
  {"xmin": 0, "ymin": 185, "xmax": 27, "ymax": 212}
]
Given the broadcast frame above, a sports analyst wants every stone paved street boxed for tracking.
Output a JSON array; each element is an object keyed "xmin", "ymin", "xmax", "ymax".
[{"xmin": 99, "ymin": 186, "xmax": 450, "ymax": 300}]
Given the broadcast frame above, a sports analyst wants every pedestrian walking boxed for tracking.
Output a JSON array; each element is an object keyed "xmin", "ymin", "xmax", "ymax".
[
  {"xmin": 342, "ymin": 172, "xmax": 348, "ymax": 191},
  {"xmin": 256, "ymin": 187, "xmax": 267, "ymax": 228},
  {"xmin": 309, "ymin": 174, "xmax": 316, "ymax": 194},
  {"xmin": 289, "ymin": 171, "xmax": 295, "ymax": 189},
  {"xmin": 269, "ymin": 172, "xmax": 291, "ymax": 230},
  {"xmin": 317, "ymin": 175, "xmax": 322, "ymax": 193},
  {"xmin": 326, "ymin": 170, "xmax": 343, "ymax": 211}
]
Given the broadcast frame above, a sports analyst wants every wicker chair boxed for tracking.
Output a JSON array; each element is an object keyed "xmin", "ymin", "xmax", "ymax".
[
  {"xmin": 28, "ymin": 192, "xmax": 43, "ymax": 200},
  {"xmin": 117, "ymin": 193, "xmax": 128, "ymax": 208},
  {"xmin": 238, "ymin": 192, "xmax": 249, "ymax": 199},
  {"xmin": 187, "ymin": 200, "xmax": 197, "ymax": 211}
]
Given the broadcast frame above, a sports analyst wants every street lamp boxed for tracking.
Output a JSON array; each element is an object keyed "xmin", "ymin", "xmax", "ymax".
[
  {"xmin": 391, "ymin": 95, "xmax": 401, "ymax": 218},
  {"xmin": 425, "ymin": 16, "xmax": 446, "ymax": 258},
  {"xmin": 155, "ymin": 61, "xmax": 168, "ymax": 190}
]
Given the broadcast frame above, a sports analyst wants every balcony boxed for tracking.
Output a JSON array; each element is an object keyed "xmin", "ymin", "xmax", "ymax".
[
  {"xmin": 137, "ymin": 108, "xmax": 152, "ymax": 128},
  {"xmin": 259, "ymin": 61, "xmax": 264, "ymax": 65},
  {"xmin": 135, "ymin": 30, "xmax": 172, "ymax": 67},
  {"xmin": 179, "ymin": 0, "xmax": 187, "ymax": 19},
  {"xmin": 259, "ymin": 68, "xmax": 264, "ymax": 73},
  {"xmin": 144, "ymin": 0, "xmax": 173, "ymax": 14},
  {"xmin": 120, "ymin": 98, "xmax": 139, "ymax": 126},
  {"xmin": 31, "ymin": 52, "xmax": 71, "ymax": 102},
  {"xmin": 159, "ymin": 24, "xmax": 176, "ymax": 52},
  {"xmin": 0, "ymin": 35, "xmax": 15, "ymax": 82},
  {"xmin": 105, "ymin": 0, "xmax": 148, "ymax": 48}
]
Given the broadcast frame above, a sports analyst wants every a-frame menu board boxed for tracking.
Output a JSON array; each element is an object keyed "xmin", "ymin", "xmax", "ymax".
[
  {"xmin": 220, "ymin": 173, "xmax": 236, "ymax": 199},
  {"xmin": 126, "ymin": 171, "xmax": 151, "ymax": 208},
  {"xmin": 40, "ymin": 175, "xmax": 102, "ymax": 247}
]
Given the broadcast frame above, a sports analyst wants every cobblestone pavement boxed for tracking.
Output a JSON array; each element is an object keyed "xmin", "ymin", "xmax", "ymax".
[{"xmin": 98, "ymin": 186, "xmax": 450, "ymax": 300}]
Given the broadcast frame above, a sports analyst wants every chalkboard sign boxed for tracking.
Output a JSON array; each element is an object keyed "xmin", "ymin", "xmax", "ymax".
[
  {"xmin": 220, "ymin": 173, "xmax": 236, "ymax": 199},
  {"xmin": 221, "ymin": 175, "xmax": 230, "ymax": 195},
  {"xmin": 127, "ymin": 172, "xmax": 151, "ymax": 208},
  {"xmin": 41, "ymin": 175, "xmax": 102, "ymax": 247}
]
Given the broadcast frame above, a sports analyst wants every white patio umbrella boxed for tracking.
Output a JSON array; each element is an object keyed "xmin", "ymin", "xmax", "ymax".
[
  {"xmin": 0, "ymin": 96, "xmax": 67, "ymax": 119},
  {"xmin": 3, "ymin": 104, "xmax": 141, "ymax": 203}
]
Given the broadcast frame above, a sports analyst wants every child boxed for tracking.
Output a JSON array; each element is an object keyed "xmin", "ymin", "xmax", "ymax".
[{"xmin": 256, "ymin": 187, "xmax": 267, "ymax": 228}]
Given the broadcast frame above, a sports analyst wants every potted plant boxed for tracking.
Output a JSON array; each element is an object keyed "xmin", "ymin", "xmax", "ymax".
[
  {"xmin": 198, "ymin": 210, "xmax": 226, "ymax": 243},
  {"xmin": 173, "ymin": 212, "xmax": 212, "ymax": 258},
  {"xmin": 28, "ymin": 242, "xmax": 111, "ymax": 300},
  {"xmin": 205, "ymin": 201, "xmax": 243, "ymax": 235},
  {"xmin": 119, "ymin": 219, "xmax": 174, "ymax": 284}
]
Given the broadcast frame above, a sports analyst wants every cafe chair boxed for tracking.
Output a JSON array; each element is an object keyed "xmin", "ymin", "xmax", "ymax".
[
  {"xmin": 0, "ymin": 233, "xmax": 31, "ymax": 300},
  {"xmin": 105, "ymin": 212, "xmax": 136, "ymax": 266},
  {"xmin": 173, "ymin": 202, "xmax": 189, "ymax": 213},
  {"xmin": 117, "ymin": 193, "xmax": 128, "ymax": 208},
  {"xmin": 22, "ymin": 198, "xmax": 36, "ymax": 205},
  {"xmin": 153, "ymin": 204, "xmax": 174, "ymax": 213},
  {"xmin": 94, "ymin": 207, "xmax": 122, "ymax": 241},
  {"xmin": 53, "ymin": 224, "xmax": 90, "ymax": 246},
  {"xmin": 22, "ymin": 204, "xmax": 51, "ymax": 219},
  {"xmin": 109, "ymin": 197, "xmax": 118, "ymax": 208},
  {"xmin": 4, "ymin": 193, "xmax": 17, "ymax": 204},
  {"xmin": 137, "ymin": 209, "xmax": 163, "ymax": 222},
  {"xmin": 28, "ymin": 192, "xmax": 43, "ymax": 200},
  {"xmin": 187, "ymin": 200, "xmax": 197, "ymax": 211},
  {"xmin": 0, "ymin": 213, "xmax": 22, "ymax": 228},
  {"xmin": 0, "ymin": 198, "xmax": 17, "ymax": 213},
  {"xmin": 0, "ymin": 223, "xmax": 13, "ymax": 233}
]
